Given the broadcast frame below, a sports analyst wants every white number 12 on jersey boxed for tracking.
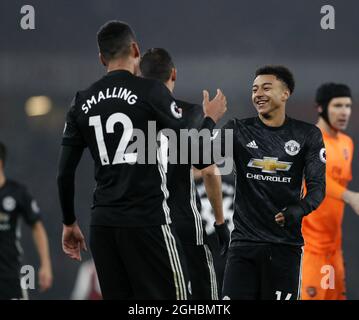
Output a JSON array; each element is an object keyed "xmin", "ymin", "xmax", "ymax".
[{"xmin": 89, "ymin": 113, "xmax": 137, "ymax": 165}]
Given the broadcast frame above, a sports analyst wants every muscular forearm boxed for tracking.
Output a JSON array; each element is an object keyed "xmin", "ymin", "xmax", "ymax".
[{"xmin": 202, "ymin": 165, "xmax": 225, "ymax": 224}]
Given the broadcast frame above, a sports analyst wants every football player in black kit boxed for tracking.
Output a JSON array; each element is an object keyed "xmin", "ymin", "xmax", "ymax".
[
  {"xmin": 218, "ymin": 66, "xmax": 326, "ymax": 300},
  {"xmin": 0, "ymin": 142, "xmax": 52, "ymax": 299},
  {"xmin": 57, "ymin": 21, "xmax": 227, "ymax": 300},
  {"xmin": 140, "ymin": 48, "xmax": 230, "ymax": 300}
]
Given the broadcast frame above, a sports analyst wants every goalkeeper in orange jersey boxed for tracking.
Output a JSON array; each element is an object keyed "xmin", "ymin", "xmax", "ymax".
[{"xmin": 302, "ymin": 83, "xmax": 359, "ymax": 300}]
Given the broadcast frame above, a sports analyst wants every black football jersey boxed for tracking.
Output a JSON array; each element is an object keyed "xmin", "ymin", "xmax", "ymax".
[
  {"xmin": 166, "ymin": 100, "xmax": 207, "ymax": 245},
  {"xmin": 219, "ymin": 116, "xmax": 326, "ymax": 246},
  {"xmin": 0, "ymin": 180, "xmax": 41, "ymax": 278},
  {"xmin": 62, "ymin": 70, "xmax": 196, "ymax": 227}
]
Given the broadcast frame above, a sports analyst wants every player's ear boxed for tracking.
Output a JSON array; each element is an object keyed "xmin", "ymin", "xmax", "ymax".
[
  {"xmin": 99, "ymin": 53, "xmax": 107, "ymax": 67},
  {"xmin": 282, "ymin": 89, "xmax": 290, "ymax": 101},
  {"xmin": 317, "ymin": 105, "xmax": 323, "ymax": 113},
  {"xmin": 131, "ymin": 42, "xmax": 141, "ymax": 59},
  {"xmin": 171, "ymin": 68, "xmax": 177, "ymax": 82}
]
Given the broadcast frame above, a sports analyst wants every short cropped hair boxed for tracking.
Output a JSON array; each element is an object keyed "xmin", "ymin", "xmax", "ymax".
[
  {"xmin": 140, "ymin": 48, "xmax": 175, "ymax": 83},
  {"xmin": 255, "ymin": 65, "xmax": 295, "ymax": 94},
  {"xmin": 97, "ymin": 20, "xmax": 136, "ymax": 61}
]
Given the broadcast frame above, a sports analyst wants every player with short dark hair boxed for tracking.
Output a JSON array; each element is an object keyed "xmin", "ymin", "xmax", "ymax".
[
  {"xmin": 140, "ymin": 48, "xmax": 230, "ymax": 300},
  {"xmin": 140, "ymin": 48, "xmax": 174, "ymax": 83},
  {"xmin": 217, "ymin": 65, "xmax": 326, "ymax": 300},
  {"xmin": 0, "ymin": 142, "xmax": 52, "ymax": 299},
  {"xmin": 302, "ymin": 83, "xmax": 358, "ymax": 300},
  {"xmin": 57, "ymin": 21, "xmax": 227, "ymax": 300},
  {"xmin": 255, "ymin": 65, "xmax": 295, "ymax": 94},
  {"xmin": 97, "ymin": 21, "xmax": 137, "ymax": 61}
]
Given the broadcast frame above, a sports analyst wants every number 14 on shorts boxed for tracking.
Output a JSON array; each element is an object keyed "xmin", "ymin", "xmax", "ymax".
[{"xmin": 275, "ymin": 291, "xmax": 293, "ymax": 300}]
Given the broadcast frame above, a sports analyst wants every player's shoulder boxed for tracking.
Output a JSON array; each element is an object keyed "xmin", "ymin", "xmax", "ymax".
[
  {"xmin": 73, "ymin": 73, "xmax": 165, "ymax": 104},
  {"xmin": 175, "ymin": 99, "xmax": 201, "ymax": 112},
  {"xmin": 230, "ymin": 117, "xmax": 257, "ymax": 128},
  {"xmin": 288, "ymin": 117, "xmax": 321, "ymax": 135},
  {"xmin": 137, "ymin": 76, "xmax": 169, "ymax": 95},
  {"xmin": 338, "ymin": 131, "xmax": 354, "ymax": 147},
  {"xmin": 136, "ymin": 77, "xmax": 176, "ymax": 104},
  {"xmin": 237, "ymin": 117, "xmax": 257, "ymax": 125},
  {"xmin": 175, "ymin": 99, "xmax": 199, "ymax": 108}
]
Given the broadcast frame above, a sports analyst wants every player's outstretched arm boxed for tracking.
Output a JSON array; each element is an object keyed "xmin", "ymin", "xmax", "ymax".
[
  {"xmin": 31, "ymin": 221, "xmax": 53, "ymax": 291},
  {"xmin": 325, "ymin": 175, "xmax": 359, "ymax": 215}
]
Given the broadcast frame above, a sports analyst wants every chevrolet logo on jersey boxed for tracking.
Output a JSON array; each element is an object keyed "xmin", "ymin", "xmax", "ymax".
[
  {"xmin": 246, "ymin": 157, "xmax": 292, "ymax": 183},
  {"xmin": 247, "ymin": 157, "xmax": 292, "ymax": 173}
]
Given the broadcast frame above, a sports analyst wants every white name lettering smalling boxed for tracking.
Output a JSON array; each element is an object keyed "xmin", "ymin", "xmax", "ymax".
[{"xmin": 82, "ymin": 87, "xmax": 138, "ymax": 114}]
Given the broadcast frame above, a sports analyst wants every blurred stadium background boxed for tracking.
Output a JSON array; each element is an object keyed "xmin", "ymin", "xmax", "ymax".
[{"xmin": 0, "ymin": 0, "xmax": 358, "ymax": 299}]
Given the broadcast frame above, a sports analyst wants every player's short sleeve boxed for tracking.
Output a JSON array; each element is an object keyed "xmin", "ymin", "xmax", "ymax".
[
  {"xmin": 147, "ymin": 81, "xmax": 186, "ymax": 131},
  {"xmin": 62, "ymin": 93, "xmax": 87, "ymax": 147},
  {"xmin": 19, "ymin": 187, "xmax": 42, "ymax": 226}
]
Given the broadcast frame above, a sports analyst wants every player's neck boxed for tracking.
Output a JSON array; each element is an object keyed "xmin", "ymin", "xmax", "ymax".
[
  {"xmin": 317, "ymin": 118, "xmax": 339, "ymax": 138},
  {"xmin": 0, "ymin": 172, "xmax": 6, "ymax": 188},
  {"xmin": 258, "ymin": 108, "xmax": 286, "ymax": 127},
  {"xmin": 164, "ymin": 80, "xmax": 174, "ymax": 93},
  {"xmin": 106, "ymin": 59, "xmax": 136, "ymax": 75}
]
